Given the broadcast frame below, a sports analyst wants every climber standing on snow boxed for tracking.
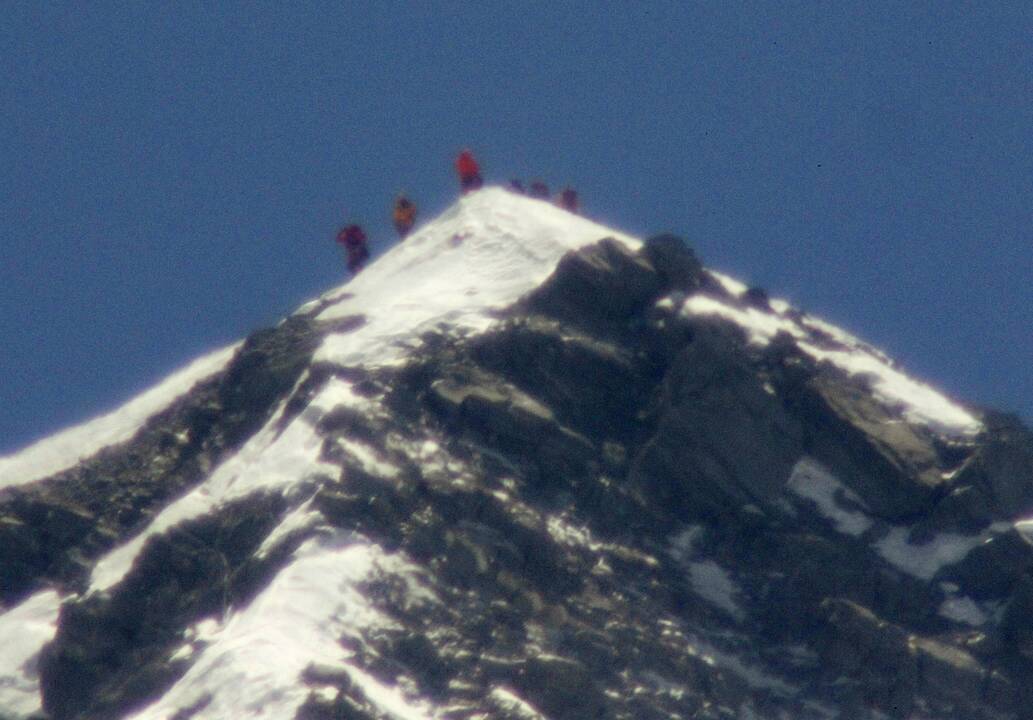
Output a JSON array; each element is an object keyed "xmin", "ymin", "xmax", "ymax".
[
  {"xmin": 392, "ymin": 194, "xmax": 417, "ymax": 239},
  {"xmin": 557, "ymin": 187, "xmax": 579, "ymax": 213},
  {"xmin": 336, "ymin": 224, "xmax": 370, "ymax": 275},
  {"xmin": 455, "ymin": 149, "xmax": 483, "ymax": 194}
]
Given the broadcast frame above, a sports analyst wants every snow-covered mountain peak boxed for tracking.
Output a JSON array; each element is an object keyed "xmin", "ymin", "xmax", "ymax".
[
  {"xmin": 6, "ymin": 186, "xmax": 1033, "ymax": 720},
  {"xmin": 310, "ymin": 186, "xmax": 640, "ymax": 369}
]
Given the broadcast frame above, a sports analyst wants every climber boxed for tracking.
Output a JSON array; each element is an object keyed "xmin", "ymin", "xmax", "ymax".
[
  {"xmin": 455, "ymin": 149, "xmax": 483, "ymax": 194},
  {"xmin": 557, "ymin": 187, "xmax": 579, "ymax": 213},
  {"xmin": 528, "ymin": 180, "xmax": 550, "ymax": 199},
  {"xmin": 336, "ymin": 224, "xmax": 370, "ymax": 275},
  {"xmin": 392, "ymin": 195, "xmax": 417, "ymax": 239}
]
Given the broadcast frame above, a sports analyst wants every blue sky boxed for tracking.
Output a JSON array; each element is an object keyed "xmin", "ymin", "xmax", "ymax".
[{"xmin": 2, "ymin": 3, "xmax": 1031, "ymax": 454}]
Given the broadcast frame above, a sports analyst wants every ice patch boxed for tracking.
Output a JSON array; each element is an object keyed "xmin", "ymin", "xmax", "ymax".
[
  {"xmin": 0, "ymin": 589, "xmax": 62, "ymax": 716},
  {"xmin": 0, "ymin": 342, "xmax": 239, "ymax": 490}
]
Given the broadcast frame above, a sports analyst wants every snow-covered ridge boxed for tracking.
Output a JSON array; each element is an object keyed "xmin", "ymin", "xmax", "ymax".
[
  {"xmin": 310, "ymin": 186, "xmax": 640, "ymax": 369},
  {"xmin": 666, "ymin": 273, "xmax": 982, "ymax": 437},
  {"xmin": 0, "ymin": 342, "xmax": 240, "ymax": 490}
]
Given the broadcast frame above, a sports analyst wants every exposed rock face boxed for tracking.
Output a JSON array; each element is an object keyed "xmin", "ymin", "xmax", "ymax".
[{"xmin": 5, "ymin": 235, "xmax": 1033, "ymax": 720}]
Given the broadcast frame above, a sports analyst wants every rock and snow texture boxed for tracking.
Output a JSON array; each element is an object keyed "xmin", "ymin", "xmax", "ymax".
[
  {"xmin": 669, "ymin": 276, "xmax": 981, "ymax": 437},
  {"xmin": 2, "ymin": 186, "xmax": 1032, "ymax": 720},
  {"xmin": 0, "ymin": 343, "xmax": 239, "ymax": 490}
]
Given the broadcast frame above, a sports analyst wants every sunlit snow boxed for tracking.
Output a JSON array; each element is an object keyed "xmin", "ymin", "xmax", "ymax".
[
  {"xmin": 4, "ymin": 186, "xmax": 999, "ymax": 719},
  {"xmin": 0, "ymin": 343, "xmax": 239, "ymax": 490},
  {"xmin": 312, "ymin": 187, "xmax": 640, "ymax": 368},
  {"xmin": 127, "ymin": 532, "xmax": 436, "ymax": 720},
  {"xmin": 89, "ymin": 377, "xmax": 349, "ymax": 592},
  {"xmin": 0, "ymin": 589, "xmax": 62, "ymax": 716}
]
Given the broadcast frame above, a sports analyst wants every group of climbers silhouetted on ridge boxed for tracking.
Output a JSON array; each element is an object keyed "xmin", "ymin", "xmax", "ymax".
[{"xmin": 335, "ymin": 150, "xmax": 581, "ymax": 275}]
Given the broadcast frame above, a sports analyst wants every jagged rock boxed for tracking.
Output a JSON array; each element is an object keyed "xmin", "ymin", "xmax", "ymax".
[
  {"xmin": 524, "ymin": 237, "xmax": 663, "ymax": 330},
  {"xmin": 818, "ymin": 598, "xmax": 994, "ymax": 719},
  {"xmin": 640, "ymin": 233, "xmax": 704, "ymax": 292},
  {"xmin": 791, "ymin": 368, "xmax": 946, "ymax": 519},
  {"xmin": 953, "ymin": 413, "xmax": 1033, "ymax": 519},
  {"xmin": 940, "ymin": 529, "xmax": 1033, "ymax": 600},
  {"xmin": 513, "ymin": 655, "xmax": 602, "ymax": 720},
  {"xmin": 0, "ymin": 315, "xmax": 323, "ymax": 609},
  {"xmin": 39, "ymin": 492, "xmax": 285, "ymax": 720},
  {"xmin": 631, "ymin": 325, "xmax": 805, "ymax": 520}
]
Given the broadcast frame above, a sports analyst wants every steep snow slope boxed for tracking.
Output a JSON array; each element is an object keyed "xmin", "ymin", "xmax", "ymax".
[
  {"xmin": 0, "ymin": 187, "xmax": 1004, "ymax": 720},
  {"xmin": 0, "ymin": 343, "xmax": 239, "ymax": 490}
]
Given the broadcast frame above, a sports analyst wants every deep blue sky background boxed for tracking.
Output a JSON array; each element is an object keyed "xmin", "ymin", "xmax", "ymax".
[{"xmin": 2, "ymin": 3, "xmax": 1031, "ymax": 454}]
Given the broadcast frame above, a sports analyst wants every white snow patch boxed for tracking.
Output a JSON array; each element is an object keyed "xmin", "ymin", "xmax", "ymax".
[
  {"xmin": 0, "ymin": 589, "xmax": 62, "ymax": 716},
  {"xmin": 873, "ymin": 526, "xmax": 1004, "ymax": 581},
  {"xmin": 799, "ymin": 340, "xmax": 980, "ymax": 436},
  {"xmin": 686, "ymin": 635, "xmax": 796, "ymax": 695},
  {"xmin": 127, "ymin": 532, "xmax": 437, "ymax": 720},
  {"xmin": 687, "ymin": 561, "xmax": 745, "ymax": 621},
  {"xmin": 1013, "ymin": 518, "xmax": 1033, "ymax": 542},
  {"xmin": 335, "ymin": 437, "xmax": 400, "ymax": 478},
  {"xmin": 668, "ymin": 525, "xmax": 705, "ymax": 563},
  {"xmin": 547, "ymin": 516, "xmax": 604, "ymax": 553},
  {"xmin": 314, "ymin": 187, "xmax": 640, "ymax": 369},
  {"xmin": 787, "ymin": 458, "xmax": 873, "ymax": 537},
  {"xmin": 89, "ymin": 378, "xmax": 351, "ymax": 593},
  {"xmin": 710, "ymin": 271, "xmax": 749, "ymax": 297},
  {"xmin": 0, "ymin": 343, "xmax": 239, "ymax": 490},
  {"xmin": 938, "ymin": 595, "xmax": 990, "ymax": 626},
  {"xmin": 489, "ymin": 686, "xmax": 547, "ymax": 719},
  {"xmin": 667, "ymin": 527, "xmax": 744, "ymax": 620}
]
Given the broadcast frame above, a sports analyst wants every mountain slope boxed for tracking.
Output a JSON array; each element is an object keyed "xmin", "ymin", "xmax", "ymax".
[{"xmin": 2, "ymin": 188, "xmax": 1033, "ymax": 720}]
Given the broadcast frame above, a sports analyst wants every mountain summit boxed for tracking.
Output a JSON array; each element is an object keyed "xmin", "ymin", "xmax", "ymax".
[{"xmin": 2, "ymin": 188, "xmax": 1033, "ymax": 720}]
